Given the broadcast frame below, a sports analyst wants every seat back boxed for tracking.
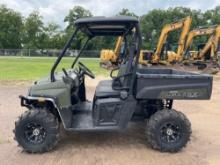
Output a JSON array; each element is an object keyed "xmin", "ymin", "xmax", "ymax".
[
  {"xmin": 112, "ymin": 61, "xmax": 131, "ymax": 89},
  {"xmin": 117, "ymin": 62, "xmax": 127, "ymax": 77},
  {"xmin": 117, "ymin": 44, "xmax": 136, "ymax": 87}
]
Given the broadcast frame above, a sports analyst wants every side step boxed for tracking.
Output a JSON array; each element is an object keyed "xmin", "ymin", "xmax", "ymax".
[
  {"xmin": 69, "ymin": 102, "xmax": 120, "ymax": 131},
  {"xmin": 70, "ymin": 110, "xmax": 120, "ymax": 131},
  {"xmin": 71, "ymin": 110, "xmax": 94, "ymax": 130}
]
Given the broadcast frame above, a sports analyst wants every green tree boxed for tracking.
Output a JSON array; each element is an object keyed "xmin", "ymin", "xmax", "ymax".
[
  {"xmin": 0, "ymin": 5, "xmax": 23, "ymax": 49},
  {"xmin": 42, "ymin": 22, "xmax": 62, "ymax": 49},
  {"xmin": 2, "ymin": 4, "xmax": 220, "ymax": 52},
  {"xmin": 140, "ymin": 9, "xmax": 168, "ymax": 49},
  {"xmin": 118, "ymin": 8, "xmax": 138, "ymax": 18},
  {"xmin": 64, "ymin": 6, "xmax": 92, "ymax": 49},
  {"xmin": 64, "ymin": 6, "xmax": 92, "ymax": 30},
  {"xmin": 44, "ymin": 23, "xmax": 60, "ymax": 37},
  {"xmin": 204, "ymin": 6, "xmax": 220, "ymax": 25},
  {"xmin": 23, "ymin": 11, "xmax": 44, "ymax": 49},
  {"xmin": 140, "ymin": 7, "xmax": 210, "ymax": 50}
]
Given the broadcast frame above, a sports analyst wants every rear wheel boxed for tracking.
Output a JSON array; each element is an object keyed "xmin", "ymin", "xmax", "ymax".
[
  {"xmin": 14, "ymin": 109, "xmax": 60, "ymax": 153},
  {"xmin": 146, "ymin": 109, "xmax": 191, "ymax": 152}
]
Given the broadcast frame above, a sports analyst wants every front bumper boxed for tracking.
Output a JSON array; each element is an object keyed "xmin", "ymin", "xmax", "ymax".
[{"xmin": 19, "ymin": 95, "xmax": 32, "ymax": 108}]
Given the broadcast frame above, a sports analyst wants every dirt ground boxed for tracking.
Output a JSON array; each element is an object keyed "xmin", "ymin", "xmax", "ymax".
[{"xmin": 0, "ymin": 76, "xmax": 220, "ymax": 165}]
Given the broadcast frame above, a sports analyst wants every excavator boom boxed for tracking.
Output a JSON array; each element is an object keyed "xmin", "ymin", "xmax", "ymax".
[
  {"xmin": 184, "ymin": 26, "xmax": 216, "ymax": 59},
  {"xmin": 175, "ymin": 16, "xmax": 192, "ymax": 61},
  {"xmin": 114, "ymin": 36, "xmax": 123, "ymax": 57},
  {"xmin": 198, "ymin": 25, "xmax": 220, "ymax": 60},
  {"xmin": 152, "ymin": 16, "xmax": 192, "ymax": 63}
]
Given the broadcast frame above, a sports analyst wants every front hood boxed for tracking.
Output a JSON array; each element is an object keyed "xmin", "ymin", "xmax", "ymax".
[
  {"xmin": 35, "ymin": 71, "xmax": 65, "ymax": 85},
  {"xmin": 28, "ymin": 69, "xmax": 78, "ymax": 96},
  {"xmin": 29, "ymin": 75, "xmax": 66, "ymax": 97}
]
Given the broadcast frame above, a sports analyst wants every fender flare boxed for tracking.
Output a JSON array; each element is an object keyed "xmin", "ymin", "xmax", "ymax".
[{"xmin": 19, "ymin": 95, "xmax": 69, "ymax": 129}]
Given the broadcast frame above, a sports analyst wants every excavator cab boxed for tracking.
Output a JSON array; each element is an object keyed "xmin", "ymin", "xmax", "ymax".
[{"xmin": 138, "ymin": 50, "xmax": 153, "ymax": 65}]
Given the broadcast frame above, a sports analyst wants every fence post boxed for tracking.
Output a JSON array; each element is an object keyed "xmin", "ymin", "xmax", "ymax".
[{"xmin": 29, "ymin": 49, "xmax": 30, "ymax": 57}]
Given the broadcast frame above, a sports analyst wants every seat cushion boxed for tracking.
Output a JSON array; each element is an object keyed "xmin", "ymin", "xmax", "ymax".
[
  {"xmin": 98, "ymin": 80, "xmax": 113, "ymax": 86},
  {"xmin": 95, "ymin": 80, "xmax": 120, "ymax": 97}
]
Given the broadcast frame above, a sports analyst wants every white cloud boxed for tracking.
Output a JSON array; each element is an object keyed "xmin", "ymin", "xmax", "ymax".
[{"xmin": 1, "ymin": 0, "xmax": 220, "ymax": 29}]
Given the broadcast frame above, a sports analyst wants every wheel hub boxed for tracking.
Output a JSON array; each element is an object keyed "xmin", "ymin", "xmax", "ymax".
[
  {"xmin": 161, "ymin": 123, "xmax": 181, "ymax": 143},
  {"xmin": 33, "ymin": 128, "xmax": 40, "ymax": 136},
  {"xmin": 24, "ymin": 122, "xmax": 46, "ymax": 144},
  {"xmin": 166, "ymin": 128, "xmax": 174, "ymax": 136}
]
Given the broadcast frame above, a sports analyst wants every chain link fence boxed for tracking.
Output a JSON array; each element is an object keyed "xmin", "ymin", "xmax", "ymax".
[{"xmin": 0, "ymin": 49, "xmax": 100, "ymax": 58}]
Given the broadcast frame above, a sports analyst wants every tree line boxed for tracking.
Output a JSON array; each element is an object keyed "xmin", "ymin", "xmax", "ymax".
[{"xmin": 0, "ymin": 4, "xmax": 220, "ymax": 50}]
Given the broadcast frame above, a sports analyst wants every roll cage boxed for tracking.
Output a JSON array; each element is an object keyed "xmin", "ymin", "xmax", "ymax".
[{"xmin": 50, "ymin": 16, "xmax": 142, "ymax": 94}]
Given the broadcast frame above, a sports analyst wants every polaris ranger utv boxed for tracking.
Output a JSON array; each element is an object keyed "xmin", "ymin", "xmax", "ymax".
[{"xmin": 14, "ymin": 16, "xmax": 213, "ymax": 153}]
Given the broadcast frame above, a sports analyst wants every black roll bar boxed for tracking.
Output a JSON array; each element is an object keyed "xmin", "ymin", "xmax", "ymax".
[
  {"xmin": 50, "ymin": 28, "xmax": 79, "ymax": 82},
  {"xmin": 128, "ymin": 23, "xmax": 142, "ymax": 95},
  {"xmin": 71, "ymin": 38, "xmax": 91, "ymax": 68}
]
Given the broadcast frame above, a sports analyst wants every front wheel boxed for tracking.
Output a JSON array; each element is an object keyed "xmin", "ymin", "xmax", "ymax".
[
  {"xmin": 14, "ymin": 109, "xmax": 60, "ymax": 153},
  {"xmin": 146, "ymin": 109, "xmax": 191, "ymax": 152}
]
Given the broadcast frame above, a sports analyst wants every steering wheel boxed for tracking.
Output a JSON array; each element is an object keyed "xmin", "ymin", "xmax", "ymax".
[{"xmin": 78, "ymin": 61, "xmax": 95, "ymax": 79}]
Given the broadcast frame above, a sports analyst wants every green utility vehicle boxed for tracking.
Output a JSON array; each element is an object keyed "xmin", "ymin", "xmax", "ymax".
[{"xmin": 14, "ymin": 16, "xmax": 213, "ymax": 153}]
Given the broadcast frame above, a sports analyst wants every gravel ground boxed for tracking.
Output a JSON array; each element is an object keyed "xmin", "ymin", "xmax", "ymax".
[{"xmin": 0, "ymin": 77, "xmax": 220, "ymax": 165}]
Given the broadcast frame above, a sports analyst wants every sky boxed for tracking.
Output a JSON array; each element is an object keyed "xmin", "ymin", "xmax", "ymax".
[{"xmin": 1, "ymin": 0, "xmax": 220, "ymax": 28}]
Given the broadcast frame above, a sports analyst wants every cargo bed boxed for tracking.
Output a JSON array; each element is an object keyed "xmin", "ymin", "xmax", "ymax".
[{"xmin": 135, "ymin": 68, "xmax": 213, "ymax": 100}]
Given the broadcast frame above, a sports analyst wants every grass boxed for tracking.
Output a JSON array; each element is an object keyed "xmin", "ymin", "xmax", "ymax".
[{"xmin": 0, "ymin": 56, "xmax": 109, "ymax": 81}]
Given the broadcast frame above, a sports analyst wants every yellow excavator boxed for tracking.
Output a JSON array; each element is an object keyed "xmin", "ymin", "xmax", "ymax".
[
  {"xmin": 139, "ymin": 16, "xmax": 192, "ymax": 65},
  {"xmin": 101, "ymin": 17, "xmax": 192, "ymax": 67},
  {"xmin": 100, "ymin": 36, "xmax": 123, "ymax": 69},
  {"xmin": 151, "ymin": 16, "xmax": 192, "ymax": 64},
  {"xmin": 198, "ymin": 25, "xmax": 220, "ymax": 61},
  {"xmin": 183, "ymin": 26, "xmax": 216, "ymax": 60},
  {"xmin": 181, "ymin": 25, "xmax": 220, "ymax": 74}
]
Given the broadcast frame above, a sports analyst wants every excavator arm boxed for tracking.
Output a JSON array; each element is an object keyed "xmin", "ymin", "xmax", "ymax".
[
  {"xmin": 184, "ymin": 26, "xmax": 216, "ymax": 59},
  {"xmin": 113, "ymin": 36, "xmax": 123, "ymax": 59},
  {"xmin": 212, "ymin": 26, "xmax": 220, "ymax": 60},
  {"xmin": 175, "ymin": 16, "xmax": 192, "ymax": 61},
  {"xmin": 198, "ymin": 26, "xmax": 220, "ymax": 60},
  {"xmin": 152, "ymin": 16, "xmax": 192, "ymax": 63}
]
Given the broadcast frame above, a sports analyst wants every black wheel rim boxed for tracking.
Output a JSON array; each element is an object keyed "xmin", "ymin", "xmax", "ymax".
[
  {"xmin": 160, "ymin": 122, "xmax": 181, "ymax": 143},
  {"xmin": 24, "ymin": 122, "xmax": 46, "ymax": 144}
]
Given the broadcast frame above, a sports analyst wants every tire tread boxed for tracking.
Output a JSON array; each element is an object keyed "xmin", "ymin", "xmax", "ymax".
[
  {"xmin": 14, "ymin": 109, "xmax": 60, "ymax": 153},
  {"xmin": 146, "ymin": 109, "xmax": 191, "ymax": 152}
]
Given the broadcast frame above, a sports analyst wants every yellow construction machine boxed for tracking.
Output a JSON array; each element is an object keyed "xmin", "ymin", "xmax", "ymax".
[
  {"xmin": 151, "ymin": 16, "xmax": 192, "ymax": 64},
  {"xmin": 100, "ymin": 36, "xmax": 123, "ymax": 69},
  {"xmin": 183, "ymin": 26, "xmax": 216, "ymax": 60},
  {"xmin": 101, "ymin": 17, "xmax": 192, "ymax": 67},
  {"xmin": 197, "ymin": 25, "xmax": 220, "ymax": 61},
  {"xmin": 197, "ymin": 25, "xmax": 220, "ymax": 73},
  {"xmin": 138, "ymin": 50, "xmax": 154, "ymax": 65},
  {"xmin": 181, "ymin": 25, "xmax": 220, "ymax": 74}
]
